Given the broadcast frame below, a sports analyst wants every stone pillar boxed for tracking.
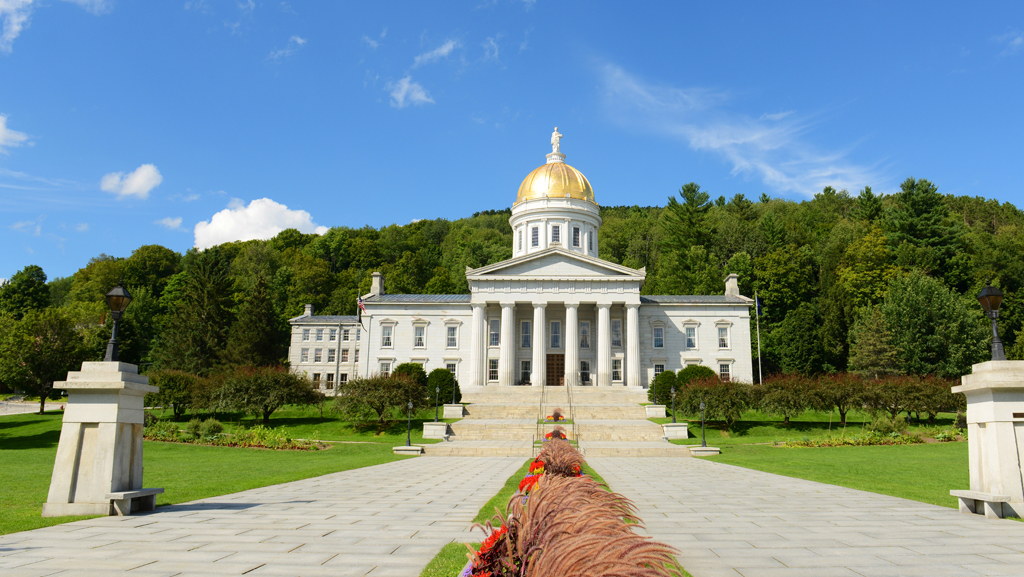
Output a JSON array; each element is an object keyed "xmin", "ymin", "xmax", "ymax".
[
  {"xmin": 952, "ymin": 361, "xmax": 1024, "ymax": 517},
  {"xmin": 43, "ymin": 362, "xmax": 161, "ymax": 517},
  {"xmin": 564, "ymin": 303, "xmax": 579, "ymax": 387},
  {"xmin": 532, "ymin": 303, "xmax": 546, "ymax": 387},
  {"xmin": 468, "ymin": 303, "xmax": 486, "ymax": 387},
  {"xmin": 498, "ymin": 303, "xmax": 515, "ymax": 386},
  {"xmin": 597, "ymin": 303, "xmax": 612, "ymax": 386},
  {"xmin": 626, "ymin": 303, "xmax": 641, "ymax": 387}
]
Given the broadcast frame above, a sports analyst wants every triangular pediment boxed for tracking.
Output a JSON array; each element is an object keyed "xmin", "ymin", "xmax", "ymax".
[{"xmin": 467, "ymin": 247, "xmax": 645, "ymax": 280}]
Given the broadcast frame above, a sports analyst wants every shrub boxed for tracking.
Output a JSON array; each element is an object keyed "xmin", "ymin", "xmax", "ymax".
[
  {"xmin": 813, "ymin": 373, "xmax": 868, "ymax": 426},
  {"xmin": 334, "ymin": 373, "xmax": 427, "ymax": 425},
  {"xmin": 912, "ymin": 375, "xmax": 961, "ymax": 424},
  {"xmin": 864, "ymin": 375, "xmax": 918, "ymax": 420},
  {"xmin": 393, "ymin": 362, "xmax": 428, "ymax": 390},
  {"xmin": 427, "ymin": 368, "xmax": 461, "ymax": 405},
  {"xmin": 217, "ymin": 366, "xmax": 321, "ymax": 425},
  {"xmin": 647, "ymin": 370, "xmax": 677, "ymax": 406},
  {"xmin": 148, "ymin": 369, "xmax": 201, "ymax": 420},
  {"xmin": 753, "ymin": 374, "xmax": 810, "ymax": 424},
  {"xmin": 869, "ymin": 413, "xmax": 907, "ymax": 436},
  {"xmin": 185, "ymin": 418, "xmax": 203, "ymax": 439},
  {"xmin": 144, "ymin": 420, "xmax": 181, "ymax": 442},
  {"xmin": 199, "ymin": 418, "xmax": 223, "ymax": 438},
  {"xmin": 678, "ymin": 376, "xmax": 749, "ymax": 430}
]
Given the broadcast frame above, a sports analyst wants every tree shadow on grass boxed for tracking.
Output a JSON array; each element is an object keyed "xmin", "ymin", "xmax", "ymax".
[
  {"xmin": 0, "ymin": 429, "xmax": 61, "ymax": 450},
  {"xmin": 0, "ymin": 417, "xmax": 47, "ymax": 432}
]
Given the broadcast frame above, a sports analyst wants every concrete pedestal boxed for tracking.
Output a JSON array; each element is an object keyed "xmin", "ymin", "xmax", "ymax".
[
  {"xmin": 422, "ymin": 422, "xmax": 450, "ymax": 439},
  {"xmin": 663, "ymin": 422, "xmax": 689, "ymax": 440},
  {"xmin": 689, "ymin": 446, "xmax": 720, "ymax": 456},
  {"xmin": 646, "ymin": 405, "xmax": 666, "ymax": 418},
  {"xmin": 951, "ymin": 361, "xmax": 1024, "ymax": 518},
  {"xmin": 42, "ymin": 362, "xmax": 160, "ymax": 517},
  {"xmin": 442, "ymin": 404, "xmax": 465, "ymax": 419}
]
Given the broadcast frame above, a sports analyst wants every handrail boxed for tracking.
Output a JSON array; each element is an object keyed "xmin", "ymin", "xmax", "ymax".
[
  {"xmin": 534, "ymin": 381, "xmax": 546, "ymax": 457},
  {"xmin": 567, "ymin": 372, "xmax": 581, "ymax": 455}
]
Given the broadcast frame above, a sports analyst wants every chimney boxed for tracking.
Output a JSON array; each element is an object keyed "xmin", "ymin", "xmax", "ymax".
[
  {"xmin": 304, "ymin": 304, "xmax": 314, "ymax": 316},
  {"xmin": 370, "ymin": 272, "xmax": 386, "ymax": 296},
  {"xmin": 724, "ymin": 274, "xmax": 740, "ymax": 297}
]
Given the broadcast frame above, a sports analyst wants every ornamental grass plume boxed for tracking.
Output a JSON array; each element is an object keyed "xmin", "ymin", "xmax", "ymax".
[{"xmin": 537, "ymin": 438, "xmax": 584, "ymax": 477}]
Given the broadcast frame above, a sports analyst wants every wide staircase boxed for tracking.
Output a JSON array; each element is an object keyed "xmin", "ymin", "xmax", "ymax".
[{"xmin": 421, "ymin": 386, "xmax": 692, "ymax": 457}]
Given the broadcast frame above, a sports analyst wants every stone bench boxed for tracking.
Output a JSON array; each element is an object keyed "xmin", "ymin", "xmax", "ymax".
[
  {"xmin": 105, "ymin": 488, "xmax": 163, "ymax": 516},
  {"xmin": 950, "ymin": 490, "xmax": 1010, "ymax": 519}
]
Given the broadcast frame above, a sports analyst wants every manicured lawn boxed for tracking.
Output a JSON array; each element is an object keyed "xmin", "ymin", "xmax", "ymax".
[
  {"xmin": 421, "ymin": 542, "xmax": 477, "ymax": 577},
  {"xmin": 473, "ymin": 458, "xmax": 532, "ymax": 524},
  {"xmin": 0, "ymin": 411, "xmax": 410, "ymax": 536},
  {"xmin": 705, "ymin": 441, "xmax": 969, "ymax": 508}
]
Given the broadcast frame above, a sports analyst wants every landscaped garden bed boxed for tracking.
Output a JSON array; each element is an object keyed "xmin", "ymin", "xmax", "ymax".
[{"xmin": 144, "ymin": 419, "xmax": 325, "ymax": 450}]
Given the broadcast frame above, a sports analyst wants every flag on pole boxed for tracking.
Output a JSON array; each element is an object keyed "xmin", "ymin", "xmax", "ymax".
[
  {"xmin": 356, "ymin": 296, "xmax": 366, "ymax": 329},
  {"xmin": 357, "ymin": 297, "xmax": 366, "ymax": 314}
]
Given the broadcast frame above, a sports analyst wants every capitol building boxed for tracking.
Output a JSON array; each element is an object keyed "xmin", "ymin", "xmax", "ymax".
[{"xmin": 288, "ymin": 130, "xmax": 754, "ymax": 390}]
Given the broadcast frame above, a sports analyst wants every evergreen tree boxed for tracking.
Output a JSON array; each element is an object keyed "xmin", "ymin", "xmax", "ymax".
[
  {"xmin": 771, "ymin": 302, "xmax": 827, "ymax": 375},
  {"xmin": 123, "ymin": 245, "xmax": 181, "ymax": 300},
  {"xmin": 848, "ymin": 305, "xmax": 901, "ymax": 380},
  {"xmin": 852, "ymin": 186, "xmax": 882, "ymax": 222},
  {"xmin": 424, "ymin": 266, "xmax": 459, "ymax": 294},
  {"xmin": 227, "ymin": 275, "xmax": 286, "ymax": 367},
  {"xmin": 0, "ymin": 265, "xmax": 49, "ymax": 319},
  {"xmin": 884, "ymin": 177, "xmax": 959, "ymax": 271},
  {"xmin": 661, "ymin": 182, "xmax": 714, "ymax": 251}
]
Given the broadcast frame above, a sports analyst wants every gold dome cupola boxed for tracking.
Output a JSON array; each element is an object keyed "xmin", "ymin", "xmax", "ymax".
[{"xmin": 515, "ymin": 127, "xmax": 597, "ymax": 206}]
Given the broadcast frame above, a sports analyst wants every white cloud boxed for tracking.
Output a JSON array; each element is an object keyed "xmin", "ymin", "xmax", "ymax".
[
  {"xmin": 760, "ymin": 110, "xmax": 795, "ymax": 121},
  {"xmin": 156, "ymin": 216, "xmax": 183, "ymax": 230},
  {"xmin": 413, "ymin": 39, "xmax": 459, "ymax": 67},
  {"xmin": 268, "ymin": 35, "xmax": 306, "ymax": 60},
  {"xmin": 1, "ymin": 0, "xmax": 108, "ymax": 53},
  {"xmin": 10, "ymin": 216, "xmax": 41, "ymax": 235},
  {"xmin": 184, "ymin": 192, "xmax": 200, "ymax": 202},
  {"xmin": 237, "ymin": 0, "xmax": 254, "ymax": 15},
  {"xmin": 482, "ymin": 35, "xmax": 500, "ymax": 62},
  {"xmin": 193, "ymin": 197, "xmax": 327, "ymax": 249},
  {"xmin": 386, "ymin": 76, "xmax": 434, "ymax": 108},
  {"xmin": 0, "ymin": 277, "xmax": 6, "ymax": 284},
  {"xmin": 75, "ymin": 222, "xmax": 88, "ymax": 232},
  {"xmin": 361, "ymin": 35, "xmax": 378, "ymax": 49},
  {"xmin": 100, "ymin": 163, "xmax": 163, "ymax": 199},
  {"xmin": 0, "ymin": 114, "xmax": 28, "ymax": 153},
  {"xmin": 61, "ymin": 0, "xmax": 111, "ymax": 15},
  {"xmin": 379, "ymin": 27, "xmax": 386, "ymax": 39},
  {"xmin": 598, "ymin": 63, "xmax": 885, "ymax": 197},
  {"xmin": 994, "ymin": 30, "xmax": 1024, "ymax": 56}
]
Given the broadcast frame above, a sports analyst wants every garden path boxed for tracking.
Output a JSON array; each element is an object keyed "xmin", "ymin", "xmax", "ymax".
[
  {"xmin": 0, "ymin": 456, "xmax": 523, "ymax": 577},
  {"xmin": 588, "ymin": 456, "xmax": 1024, "ymax": 577}
]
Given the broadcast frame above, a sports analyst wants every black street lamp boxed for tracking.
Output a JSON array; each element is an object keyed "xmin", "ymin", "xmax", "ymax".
[
  {"xmin": 103, "ymin": 281, "xmax": 133, "ymax": 362},
  {"xmin": 406, "ymin": 400, "xmax": 413, "ymax": 447},
  {"xmin": 452, "ymin": 380, "xmax": 458, "ymax": 405},
  {"xmin": 671, "ymin": 386, "xmax": 677, "ymax": 424},
  {"xmin": 699, "ymin": 400, "xmax": 707, "ymax": 448},
  {"xmin": 434, "ymin": 386, "xmax": 440, "ymax": 422},
  {"xmin": 978, "ymin": 281, "xmax": 1006, "ymax": 361}
]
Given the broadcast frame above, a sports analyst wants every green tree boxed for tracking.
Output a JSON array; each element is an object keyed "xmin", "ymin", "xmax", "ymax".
[
  {"xmin": 148, "ymin": 369, "xmax": 201, "ymax": 420},
  {"xmin": 0, "ymin": 308, "xmax": 90, "ymax": 414},
  {"xmin": 647, "ymin": 369, "xmax": 677, "ymax": 406},
  {"xmin": 884, "ymin": 177, "xmax": 959, "ymax": 272},
  {"xmin": 852, "ymin": 186, "xmax": 882, "ymax": 222},
  {"xmin": 424, "ymin": 267, "xmax": 460, "ymax": 294},
  {"xmin": 677, "ymin": 365, "xmax": 716, "ymax": 387},
  {"xmin": 754, "ymin": 245, "xmax": 815, "ymax": 327},
  {"xmin": 770, "ymin": 302, "xmax": 827, "ymax": 375},
  {"xmin": 848, "ymin": 305, "xmax": 902, "ymax": 380},
  {"xmin": 427, "ymin": 367, "xmax": 461, "ymax": 405},
  {"xmin": 217, "ymin": 366, "xmax": 320, "ymax": 425},
  {"xmin": 48, "ymin": 276, "xmax": 74, "ymax": 308},
  {"xmin": 813, "ymin": 373, "xmax": 867, "ymax": 426},
  {"xmin": 393, "ymin": 363, "xmax": 428, "ymax": 402},
  {"xmin": 226, "ymin": 275, "xmax": 287, "ymax": 367},
  {"xmin": 67, "ymin": 254, "xmax": 125, "ymax": 303},
  {"xmin": 753, "ymin": 374, "xmax": 810, "ymax": 424},
  {"xmin": 0, "ymin": 265, "xmax": 49, "ymax": 319},
  {"xmin": 836, "ymin": 227, "xmax": 898, "ymax": 310},
  {"xmin": 661, "ymin": 182, "xmax": 714, "ymax": 251},
  {"xmin": 117, "ymin": 286, "xmax": 161, "ymax": 366},
  {"xmin": 123, "ymin": 245, "xmax": 181, "ymax": 299},
  {"xmin": 333, "ymin": 373, "xmax": 427, "ymax": 426}
]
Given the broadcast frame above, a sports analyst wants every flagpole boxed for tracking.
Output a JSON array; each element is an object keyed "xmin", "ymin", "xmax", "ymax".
[{"xmin": 755, "ymin": 291, "xmax": 763, "ymax": 384}]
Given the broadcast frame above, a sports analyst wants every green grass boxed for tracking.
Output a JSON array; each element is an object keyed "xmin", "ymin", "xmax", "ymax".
[
  {"xmin": 0, "ymin": 411, "xmax": 410, "ymax": 536},
  {"xmin": 705, "ymin": 442, "xmax": 968, "ymax": 508},
  {"xmin": 473, "ymin": 458, "xmax": 533, "ymax": 524},
  {"xmin": 420, "ymin": 541, "xmax": 478, "ymax": 577}
]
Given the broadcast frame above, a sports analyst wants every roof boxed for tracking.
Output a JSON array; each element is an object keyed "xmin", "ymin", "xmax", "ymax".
[
  {"xmin": 641, "ymin": 295, "xmax": 752, "ymax": 305},
  {"xmin": 289, "ymin": 315, "xmax": 360, "ymax": 324},
  {"xmin": 361, "ymin": 294, "xmax": 472, "ymax": 304}
]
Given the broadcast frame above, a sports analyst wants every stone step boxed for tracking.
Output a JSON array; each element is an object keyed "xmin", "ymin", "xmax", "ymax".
[
  {"xmin": 449, "ymin": 419, "xmax": 664, "ymax": 442},
  {"xmin": 462, "ymin": 404, "xmax": 647, "ymax": 420},
  {"xmin": 580, "ymin": 442, "xmax": 693, "ymax": 457},
  {"xmin": 421, "ymin": 441, "xmax": 535, "ymax": 457}
]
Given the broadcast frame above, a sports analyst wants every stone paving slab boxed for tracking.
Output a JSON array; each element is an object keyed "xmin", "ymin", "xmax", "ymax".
[
  {"xmin": 588, "ymin": 457, "xmax": 1024, "ymax": 577},
  {"xmin": 0, "ymin": 456, "xmax": 524, "ymax": 577}
]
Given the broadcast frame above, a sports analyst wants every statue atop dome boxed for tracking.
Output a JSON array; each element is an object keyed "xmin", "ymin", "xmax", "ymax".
[{"xmin": 551, "ymin": 127, "xmax": 563, "ymax": 154}]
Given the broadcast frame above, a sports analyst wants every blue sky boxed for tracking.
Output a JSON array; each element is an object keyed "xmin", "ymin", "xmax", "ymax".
[{"xmin": 1, "ymin": 1, "xmax": 1023, "ymax": 281}]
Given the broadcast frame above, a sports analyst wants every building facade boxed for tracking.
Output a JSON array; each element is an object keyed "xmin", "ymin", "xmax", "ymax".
[{"xmin": 290, "ymin": 132, "xmax": 753, "ymax": 390}]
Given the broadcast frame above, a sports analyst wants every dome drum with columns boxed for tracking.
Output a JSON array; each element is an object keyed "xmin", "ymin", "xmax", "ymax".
[{"xmin": 288, "ymin": 129, "xmax": 754, "ymax": 390}]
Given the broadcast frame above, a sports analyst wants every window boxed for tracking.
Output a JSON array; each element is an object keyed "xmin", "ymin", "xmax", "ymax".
[
  {"xmin": 653, "ymin": 327, "xmax": 664, "ymax": 349},
  {"xmin": 551, "ymin": 225, "xmax": 560, "ymax": 244},
  {"xmin": 356, "ymin": 329, "xmax": 360, "ymax": 341},
  {"xmin": 611, "ymin": 319, "xmax": 622, "ymax": 347},
  {"xmin": 550, "ymin": 321, "xmax": 561, "ymax": 349},
  {"xmin": 327, "ymin": 349, "xmax": 336, "ymax": 363},
  {"xmin": 414, "ymin": 325, "xmax": 425, "ymax": 348},
  {"xmin": 518, "ymin": 230, "xmax": 523, "ymax": 251},
  {"xmin": 718, "ymin": 327, "xmax": 730, "ymax": 349},
  {"xmin": 314, "ymin": 348, "xmax": 323, "ymax": 363},
  {"xmin": 381, "ymin": 325, "xmax": 393, "ymax": 347},
  {"xmin": 489, "ymin": 319, "xmax": 500, "ymax": 347},
  {"xmin": 380, "ymin": 362, "xmax": 391, "ymax": 377},
  {"xmin": 302, "ymin": 329, "xmax": 310, "ymax": 341},
  {"xmin": 531, "ymin": 227, "xmax": 539, "ymax": 247},
  {"xmin": 342, "ymin": 329, "xmax": 350, "ymax": 342},
  {"xmin": 316, "ymin": 329, "xmax": 324, "ymax": 341},
  {"xmin": 580, "ymin": 321, "xmax": 591, "ymax": 349},
  {"xmin": 720, "ymin": 363, "xmax": 731, "ymax": 382},
  {"xmin": 685, "ymin": 327, "xmax": 696, "ymax": 349},
  {"xmin": 580, "ymin": 360, "xmax": 591, "ymax": 384},
  {"xmin": 521, "ymin": 320, "xmax": 531, "ymax": 348},
  {"xmin": 325, "ymin": 373, "xmax": 334, "ymax": 389},
  {"xmin": 654, "ymin": 364, "xmax": 665, "ymax": 376},
  {"xmin": 572, "ymin": 226, "xmax": 580, "ymax": 247},
  {"xmin": 341, "ymin": 350, "xmax": 349, "ymax": 363},
  {"xmin": 612, "ymin": 359, "xmax": 622, "ymax": 382},
  {"xmin": 300, "ymin": 348, "xmax": 309, "ymax": 362},
  {"xmin": 488, "ymin": 359, "xmax": 499, "ymax": 381},
  {"xmin": 446, "ymin": 362, "xmax": 457, "ymax": 375},
  {"xmin": 340, "ymin": 373, "xmax": 348, "ymax": 384},
  {"xmin": 521, "ymin": 360, "xmax": 531, "ymax": 384},
  {"xmin": 329, "ymin": 329, "xmax": 337, "ymax": 342},
  {"xmin": 354, "ymin": 350, "xmax": 359, "ymax": 362},
  {"xmin": 447, "ymin": 326, "xmax": 458, "ymax": 348},
  {"xmin": 312, "ymin": 373, "xmax": 321, "ymax": 384},
  {"xmin": 588, "ymin": 232, "xmax": 593, "ymax": 251}
]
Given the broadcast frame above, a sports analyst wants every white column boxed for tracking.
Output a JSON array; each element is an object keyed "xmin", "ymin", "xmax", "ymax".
[
  {"xmin": 564, "ymin": 303, "xmax": 579, "ymax": 387},
  {"xmin": 468, "ymin": 303, "xmax": 486, "ymax": 387},
  {"xmin": 498, "ymin": 303, "xmax": 515, "ymax": 386},
  {"xmin": 531, "ymin": 304, "xmax": 546, "ymax": 387},
  {"xmin": 597, "ymin": 303, "xmax": 612, "ymax": 386},
  {"xmin": 626, "ymin": 303, "xmax": 641, "ymax": 387}
]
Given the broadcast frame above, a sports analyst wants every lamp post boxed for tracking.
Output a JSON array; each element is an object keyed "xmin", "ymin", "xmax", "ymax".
[
  {"xmin": 671, "ymin": 386, "xmax": 677, "ymax": 424},
  {"xmin": 406, "ymin": 400, "xmax": 413, "ymax": 447},
  {"xmin": 103, "ymin": 281, "xmax": 133, "ymax": 363},
  {"xmin": 699, "ymin": 400, "xmax": 707, "ymax": 448},
  {"xmin": 978, "ymin": 281, "xmax": 1006, "ymax": 361},
  {"xmin": 452, "ymin": 379, "xmax": 458, "ymax": 405},
  {"xmin": 434, "ymin": 386, "xmax": 440, "ymax": 423}
]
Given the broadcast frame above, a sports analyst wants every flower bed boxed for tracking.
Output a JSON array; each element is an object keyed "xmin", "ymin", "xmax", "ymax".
[
  {"xmin": 461, "ymin": 439, "xmax": 682, "ymax": 577},
  {"xmin": 144, "ymin": 420, "xmax": 324, "ymax": 451},
  {"xmin": 785, "ymin": 432, "xmax": 926, "ymax": 448}
]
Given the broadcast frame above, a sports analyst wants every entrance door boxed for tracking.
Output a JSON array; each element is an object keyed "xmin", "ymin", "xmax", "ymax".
[{"xmin": 546, "ymin": 354, "xmax": 565, "ymax": 386}]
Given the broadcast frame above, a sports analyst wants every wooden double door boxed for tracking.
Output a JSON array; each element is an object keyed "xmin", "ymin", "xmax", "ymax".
[{"xmin": 546, "ymin": 354, "xmax": 565, "ymax": 386}]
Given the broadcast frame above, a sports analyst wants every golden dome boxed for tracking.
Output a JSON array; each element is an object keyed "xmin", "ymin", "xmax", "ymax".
[{"xmin": 515, "ymin": 161, "xmax": 596, "ymax": 205}]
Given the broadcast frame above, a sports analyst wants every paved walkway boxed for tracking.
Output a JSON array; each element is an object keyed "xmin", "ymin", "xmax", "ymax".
[
  {"xmin": 0, "ymin": 456, "xmax": 523, "ymax": 577},
  {"xmin": 588, "ymin": 457, "xmax": 1024, "ymax": 577},
  {"xmin": 0, "ymin": 402, "xmax": 46, "ymax": 416}
]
